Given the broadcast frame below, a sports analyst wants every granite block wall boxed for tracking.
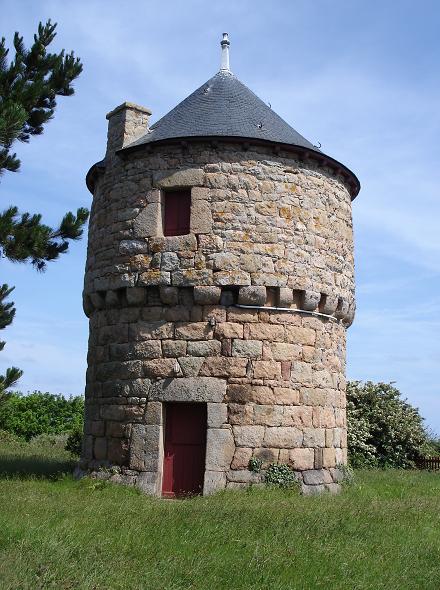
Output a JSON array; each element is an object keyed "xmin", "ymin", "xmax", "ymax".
[{"xmin": 81, "ymin": 121, "xmax": 355, "ymax": 495}]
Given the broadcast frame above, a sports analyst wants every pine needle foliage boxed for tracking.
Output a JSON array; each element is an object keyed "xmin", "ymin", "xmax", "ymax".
[
  {"xmin": 0, "ymin": 19, "xmax": 83, "ymax": 174},
  {"xmin": 0, "ymin": 285, "xmax": 22, "ymax": 398},
  {"xmin": 0, "ymin": 205, "xmax": 89, "ymax": 269},
  {"xmin": 0, "ymin": 20, "xmax": 87, "ymax": 393}
]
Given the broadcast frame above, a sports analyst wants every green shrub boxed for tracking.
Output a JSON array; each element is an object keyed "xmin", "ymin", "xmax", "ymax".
[
  {"xmin": 347, "ymin": 381, "xmax": 432, "ymax": 468},
  {"xmin": 29, "ymin": 433, "xmax": 69, "ymax": 448},
  {"xmin": 336, "ymin": 463, "xmax": 355, "ymax": 486},
  {"xmin": 65, "ymin": 425, "xmax": 83, "ymax": 456},
  {"xmin": 265, "ymin": 463, "xmax": 297, "ymax": 489},
  {"xmin": 248, "ymin": 456, "xmax": 263, "ymax": 473},
  {"xmin": 0, "ymin": 428, "xmax": 22, "ymax": 445},
  {"xmin": 0, "ymin": 391, "xmax": 84, "ymax": 441}
]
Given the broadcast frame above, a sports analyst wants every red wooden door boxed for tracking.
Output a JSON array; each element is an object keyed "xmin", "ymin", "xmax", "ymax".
[{"xmin": 162, "ymin": 403, "xmax": 207, "ymax": 497}]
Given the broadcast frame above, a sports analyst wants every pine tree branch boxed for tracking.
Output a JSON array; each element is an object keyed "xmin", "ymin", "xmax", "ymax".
[
  {"xmin": 0, "ymin": 285, "xmax": 20, "ymax": 400},
  {"xmin": 0, "ymin": 20, "xmax": 83, "ymax": 174},
  {"xmin": 0, "ymin": 206, "xmax": 89, "ymax": 269},
  {"xmin": 0, "ymin": 284, "xmax": 16, "ymax": 330},
  {"xmin": 0, "ymin": 366, "xmax": 22, "ymax": 401},
  {"xmin": 0, "ymin": 21, "xmax": 84, "ymax": 396}
]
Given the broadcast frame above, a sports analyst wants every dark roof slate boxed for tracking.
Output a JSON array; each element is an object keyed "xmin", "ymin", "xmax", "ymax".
[{"xmin": 125, "ymin": 70, "xmax": 319, "ymax": 151}]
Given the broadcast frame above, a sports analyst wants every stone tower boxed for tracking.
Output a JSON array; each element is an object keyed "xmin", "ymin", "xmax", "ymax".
[{"xmin": 81, "ymin": 34, "xmax": 359, "ymax": 495}]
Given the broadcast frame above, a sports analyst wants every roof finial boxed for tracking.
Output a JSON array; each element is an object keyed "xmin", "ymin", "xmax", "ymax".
[{"xmin": 220, "ymin": 33, "xmax": 230, "ymax": 72}]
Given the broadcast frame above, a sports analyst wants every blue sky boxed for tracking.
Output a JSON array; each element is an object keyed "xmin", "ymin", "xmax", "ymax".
[{"xmin": 2, "ymin": 1, "xmax": 440, "ymax": 432}]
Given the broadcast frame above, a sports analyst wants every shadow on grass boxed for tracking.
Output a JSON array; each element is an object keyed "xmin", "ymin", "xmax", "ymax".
[{"xmin": 0, "ymin": 455, "xmax": 76, "ymax": 480}]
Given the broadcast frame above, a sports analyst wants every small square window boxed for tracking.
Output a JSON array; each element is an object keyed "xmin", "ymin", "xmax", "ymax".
[{"xmin": 163, "ymin": 190, "xmax": 191, "ymax": 236}]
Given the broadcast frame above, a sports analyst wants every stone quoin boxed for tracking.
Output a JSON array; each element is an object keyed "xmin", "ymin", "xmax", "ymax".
[{"xmin": 79, "ymin": 33, "xmax": 360, "ymax": 496}]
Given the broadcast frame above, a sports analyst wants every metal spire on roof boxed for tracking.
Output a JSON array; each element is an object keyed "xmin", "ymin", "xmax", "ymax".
[{"xmin": 220, "ymin": 33, "xmax": 230, "ymax": 71}]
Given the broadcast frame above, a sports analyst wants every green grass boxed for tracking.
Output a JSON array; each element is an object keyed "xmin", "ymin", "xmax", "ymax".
[{"xmin": 1, "ymin": 436, "xmax": 440, "ymax": 589}]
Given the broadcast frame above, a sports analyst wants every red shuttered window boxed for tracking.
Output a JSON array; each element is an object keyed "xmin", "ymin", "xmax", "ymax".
[{"xmin": 163, "ymin": 190, "xmax": 191, "ymax": 236}]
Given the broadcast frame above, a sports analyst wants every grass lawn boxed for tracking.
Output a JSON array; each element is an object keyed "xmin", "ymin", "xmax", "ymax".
[{"xmin": 0, "ymin": 435, "xmax": 440, "ymax": 589}]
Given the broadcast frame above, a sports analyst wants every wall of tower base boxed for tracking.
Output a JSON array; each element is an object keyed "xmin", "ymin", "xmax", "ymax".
[
  {"xmin": 75, "ymin": 464, "xmax": 345, "ymax": 496},
  {"xmin": 80, "ymin": 286, "xmax": 348, "ymax": 496}
]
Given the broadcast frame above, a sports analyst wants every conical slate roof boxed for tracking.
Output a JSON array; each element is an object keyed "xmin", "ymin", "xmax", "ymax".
[
  {"xmin": 125, "ymin": 70, "xmax": 319, "ymax": 152},
  {"xmin": 86, "ymin": 35, "xmax": 360, "ymax": 198}
]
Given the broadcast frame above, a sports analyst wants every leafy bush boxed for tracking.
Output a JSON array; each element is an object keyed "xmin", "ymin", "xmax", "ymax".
[
  {"xmin": 347, "ymin": 381, "xmax": 432, "ymax": 468},
  {"xmin": 336, "ymin": 463, "xmax": 355, "ymax": 486},
  {"xmin": 427, "ymin": 437, "xmax": 440, "ymax": 455},
  {"xmin": 265, "ymin": 463, "xmax": 297, "ymax": 489},
  {"xmin": 0, "ymin": 391, "xmax": 84, "ymax": 441},
  {"xmin": 29, "ymin": 433, "xmax": 69, "ymax": 448},
  {"xmin": 248, "ymin": 456, "xmax": 263, "ymax": 473},
  {"xmin": 0, "ymin": 428, "xmax": 22, "ymax": 445},
  {"xmin": 65, "ymin": 425, "xmax": 83, "ymax": 456}
]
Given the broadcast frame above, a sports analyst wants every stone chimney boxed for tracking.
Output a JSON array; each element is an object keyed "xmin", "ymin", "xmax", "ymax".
[{"xmin": 105, "ymin": 102, "xmax": 152, "ymax": 157}]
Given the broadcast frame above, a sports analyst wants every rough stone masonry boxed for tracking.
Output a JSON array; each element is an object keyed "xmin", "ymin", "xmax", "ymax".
[{"xmin": 79, "ymin": 41, "xmax": 360, "ymax": 496}]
